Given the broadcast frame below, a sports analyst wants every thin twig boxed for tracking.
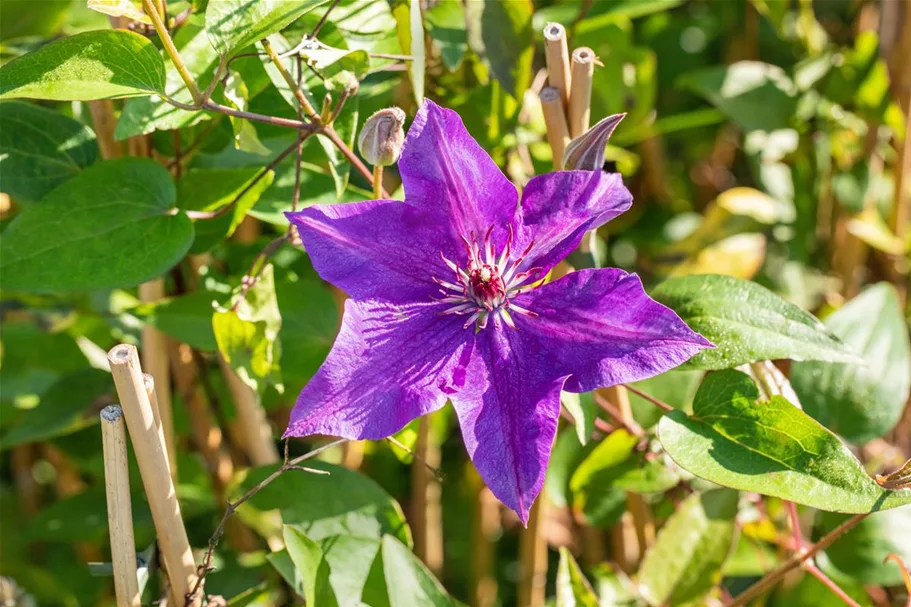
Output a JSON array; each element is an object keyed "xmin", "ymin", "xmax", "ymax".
[
  {"xmin": 188, "ymin": 439, "xmax": 346, "ymax": 602},
  {"xmin": 183, "ymin": 139, "xmax": 303, "ymax": 220},
  {"xmin": 804, "ymin": 561, "xmax": 865, "ymax": 607},
  {"xmin": 291, "ymin": 56, "xmax": 305, "ymax": 213},
  {"xmin": 726, "ymin": 513, "xmax": 870, "ymax": 607},
  {"xmin": 232, "ymin": 234, "xmax": 290, "ymax": 310},
  {"xmin": 592, "ymin": 392, "xmax": 644, "ymax": 437},
  {"xmin": 310, "ymin": 0, "xmax": 342, "ymax": 40},
  {"xmin": 623, "ymin": 384, "xmax": 673, "ymax": 412}
]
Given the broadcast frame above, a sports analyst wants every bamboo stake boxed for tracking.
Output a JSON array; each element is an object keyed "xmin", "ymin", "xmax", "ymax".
[
  {"xmin": 169, "ymin": 341, "xmax": 261, "ymax": 553},
  {"xmin": 600, "ymin": 385, "xmax": 654, "ymax": 568},
  {"xmin": 412, "ymin": 417, "xmax": 443, "ymax": 577},
  {"xmin": 140, "ymin": 281, "xmax": 177, "ymax": 481},
  {"xmin": 543, "ymin": 22, "xmax": 572, "ymax": 107},
  {"xmin": 144, "ymin": 374, "xmax": 175, "ymax": 481},
  {"xmin": 540, "ymin": 87, "xmax": 571, "ymax": 170},
  {"xmin": 101, "ymin": 406, "xmax": 141, "ymax": 607},
  {"xmin": 87, "ymin": 100, "xmax": 124, "ymax": 160},
  {"xmin": 470, "ymin": 472, "xmax": 499, "ymax": 607},
  {"xmin": 107, "ymin": 344, "xmax": 200, "ymax": 607},
  {"xmin": 568, "ymin": 47, "xmax": 595, "ymax": 138},
  {"xmin": 218, "ymin": 357, "xmax": 279, "ymax": 467},
  {"xmin": 517, "ymin": 495, "xmax": 548, "ymax": 607}
]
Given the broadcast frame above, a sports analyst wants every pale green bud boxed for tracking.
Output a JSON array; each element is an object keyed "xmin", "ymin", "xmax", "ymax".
[{"xmin": 358, "ymin": 107, "xmax": 406, "ymax": 167}]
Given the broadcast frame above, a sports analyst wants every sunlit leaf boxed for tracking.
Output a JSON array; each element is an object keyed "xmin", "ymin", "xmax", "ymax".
[
  {"xmin": 0, "ymin": 30, "xmax": 166, "ymax": 100},
  {"xmin": 658, "ymin": 370, "xmax": 911, "ymax": 512}
]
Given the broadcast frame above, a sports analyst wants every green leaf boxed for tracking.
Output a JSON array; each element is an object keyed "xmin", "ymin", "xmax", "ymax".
[
  {"xmin": 177, "ymin": 167, "xmax": 275, "ymax": 254},
  {"xmin": 815, "ymin": 508, "xmax": 911, "ymax": 587},
  {"xmin": 282, "ymin": 525, "xmax": 339, "ymax": 607},
  {"xmin": 129, "ymin": 290, "xmax": 220, "ymax": 352},
  {"xmin": 86, "ymin": 0, "xmax": 151, "ymax": 25},
  {"xmin": 637, "ymin": 490, "xmax": 738, "ymax": 606},
  {"xmin": 556, "ymin": 548, "xmax": 599, "ymax": 607},
  {"xmin": 213, "ymin": 265, "xmax": 282, "ymax": 393},
  {"xmin": 0, "ymin": 0, "xmax": 70, "ymax": 40},
  {"xmin": 560, "ymin": 391, "xmax": 596, "ymax": 445},
  {"xmin": 545, "ymin": 428, "xmax": 592, "ymax": 509},
  {"xmin": 381, "ymin": 534, "xmax": 453, "ymax": 607},
  {"xmin": 791, "ymin": 283, "xmax": 911, "ymax": 444},
  {"xmin": 275, "ymin": 276, "xmax": 337, "ymax": 389},
  {"xmin": 238, "ymin": 461, "xmax": 412, "ymax": 545},
  {"xmin": 0, "ymin": 158, "xmax": 193, "ymax": 292},
  {"xmin": 651, "ymin": 274, "xmax": 859, "ymax": 370},
  {"xmin": 116, "ymin": 25, "xmax": 221, "ymax": 139},
  {"xmin": 319, "ymin": 535, "xmax": 382, "ymax": 606},
  {"xmin": 0, "ymin": 101, "xmax": 98, "ymax": 204},
  {"xmin": 628, "ymin": 370, "xmax": 702, "ymax": 429},
  {"xmin": 0, "ymin": 30, "xmax": 166, "ymax": 100},
  {"xmin": 776, "ymin": 572, "xmax": 874, "ymax": 607},
  {"xmin": 408, "ymin": 0, "xmax": 424, "ymax": 104},
  {"xmin": 465, "ymin": 0, "xmax": 533, "ymax": 98},
  {"xmin": 570, "ymin": 430, "xmax": 638, "ymax": 495},
  {"xmin": 205, "ymin": 0, "xmax": 332, "ymax": 56},
  {"xmin": 425, "ymin": 0, "xmax": 467, "ymax": 71},
  {"xmin": 679, "ymin": 61, "xmax": 798, "ymax": 132},
  {"xmin": 657, "ymin": 370, "xmax": 911, "ymax": 513},
  {"xmin": 0, "ymin": 368, "xmax": 110, "ymax": 449}
]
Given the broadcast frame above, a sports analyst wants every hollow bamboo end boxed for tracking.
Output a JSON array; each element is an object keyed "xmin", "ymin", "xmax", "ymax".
[
  {"xmin": 101, "ymin": 405, "xmax": 124, "ymax": 423},
  {"xmin": 572, "ymin": 47, "xmax": 595, "ymax": 65},
  {"xmin": 108, "ymin": 343, "xmax": 137, "ymax": 365},
  {"xmin": 543, "ymin": 22, "xmax": 566, "ymax": 42}
]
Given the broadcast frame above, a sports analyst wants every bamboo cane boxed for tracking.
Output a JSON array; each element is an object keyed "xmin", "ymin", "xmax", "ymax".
[
  {"xmin": 517, "ymin": 496, "xmax": 548, "ymax": 607},
  {"xmin": 139, "ymin": 281, "xmax": 177, "ymax": 481},
  {"xmin": 543, "ymin": 22, "xmax": 572, "ymax": 107},
  {"xmin": 101, "ymin": 406, "xmax": 142, "ymax": 607},
  {"xmin": 412, "ymin": 417, "xmax": 443, "ymax": 576},
  {"xmin": 540, "ymin": 87, "xmax": 571, "ymax": 170},
  {"xmin": 107, "ymin": 344, "xmax": 200, "ymax": 607},
  {"xmin": 144, "ymin": 373, "xmax": 175, "ymax": 481},
  {"xmin": 568, "ymin": 47, "xmax": 595, "ymax": 138},
  {"xmin": 219, "ymin": 358, "xmax": 279, "ymax": 467}
]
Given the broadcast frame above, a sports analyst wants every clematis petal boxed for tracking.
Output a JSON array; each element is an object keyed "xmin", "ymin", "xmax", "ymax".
[
  {"xmin": 286, "ymin": 200, "xmax": 454, "ymax": 303},
  {"xmin": 399, "ymin": 100, "xmax": 519, "ymax": 245},
  {"xmin": 283, "ymin": 299, "xmax": 473, "ymax": 440},
  {"xmin": 450, "ymin": 325, "xmax": 568, "ymax": 525},
  {"xmin": 515, "ymin": 171, "xmax": 632, "ymax": 274},
  {"xmin": 512, "ymin": 268, "xmax": 713, "ymax": 392}
]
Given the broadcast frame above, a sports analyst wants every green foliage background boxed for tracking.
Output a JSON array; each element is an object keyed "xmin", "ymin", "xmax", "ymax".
[{"xmin": 0, "ymin": 0, "xmax": 909, "ymax": 605}]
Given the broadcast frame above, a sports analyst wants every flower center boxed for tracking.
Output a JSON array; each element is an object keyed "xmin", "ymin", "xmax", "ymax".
[{"xmin": 432, "ymin": 225, "xmax": 540, "ymax": 331}]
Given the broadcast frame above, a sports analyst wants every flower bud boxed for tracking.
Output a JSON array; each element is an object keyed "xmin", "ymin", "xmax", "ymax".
[
  {"xmin": 562, "ymin": 112, "xmax": 625, "ymax": 171},
  {"xmin": 358, "ymin": 107, "xmax": 406, "ymax": 167}
]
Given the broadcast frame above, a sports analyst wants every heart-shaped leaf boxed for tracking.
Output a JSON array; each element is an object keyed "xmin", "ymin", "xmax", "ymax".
[
  {"xmin": 0, "ymin": 158, "xmax": 193, "ymax": 291},
  {"xmin": 658, "ymin": 370, "xmax": 911, "ymax": 513},
  {"xmin": 0, "ymin": 30, "xmax": 166, "ymax": 100},
  {"xmin": 0, "ymin": 101, "xmax": 99, "ymax": 204},
  {"xmin": 651, "ymin": 274, "xmax": 858, "ymax": 370},
  {"xmin": 206, "ymin": 0, "xmax": 332, "ymax": 56},
  {"xmin": 791, "ymin": 283, "xmax": 911, "ymax": 444}
]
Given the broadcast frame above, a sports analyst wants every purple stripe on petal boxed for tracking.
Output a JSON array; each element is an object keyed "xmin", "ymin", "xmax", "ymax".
[
  {"xmin": 515, "ymin": 171, "xmax": 632, "ymax": 274},
  {"xmin": 286, "ymin": 200, "xmax": 454, "ymax": 303},
  {"xmin": 450, "ymin": 324, "xmax": 568, "ymax": 525},
  {"xmin": 512, "ymin": 268, "xmax": 713, "ymax": 393},
  {"xmin": 283, "ymin": 298, "xmax": 473, "ymax": 440},
  {"xmin": 399, "ymin": 100, "xmax": 519, "ymax": 249}
]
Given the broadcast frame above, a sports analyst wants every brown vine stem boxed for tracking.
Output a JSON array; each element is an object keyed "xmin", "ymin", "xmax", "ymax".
[
  {"xmin": 182, "ymin": 138, "xmax": 304, "ymax": 221},
  {"xmin": 726, "ymin": 512, "xmax": 870, "ymax": 607},
  {"xmin": 187, "ymin": 438, "xmax": 346, "ymax": 603},
  {"xmin": 310, "ymin": 0, "xmax": 341, "ymax": 40},
  {"xmin": 623, "ymin": 384, "xmax": 673, "ymax": 412}
]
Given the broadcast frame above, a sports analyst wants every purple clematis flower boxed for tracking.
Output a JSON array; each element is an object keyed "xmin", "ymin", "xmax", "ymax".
[{"xmin": 284, "ymin": 100, "xmax": 712, "ymax": 524}]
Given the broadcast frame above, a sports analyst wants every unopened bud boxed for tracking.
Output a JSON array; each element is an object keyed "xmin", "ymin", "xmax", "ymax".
[
  {"xmin": 358, "ymin": 107, "xmax": 406, "ymax": 167},
  {"xmin": 562, "ymin": 113, "xmax": 625, "ymax": 171}
]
